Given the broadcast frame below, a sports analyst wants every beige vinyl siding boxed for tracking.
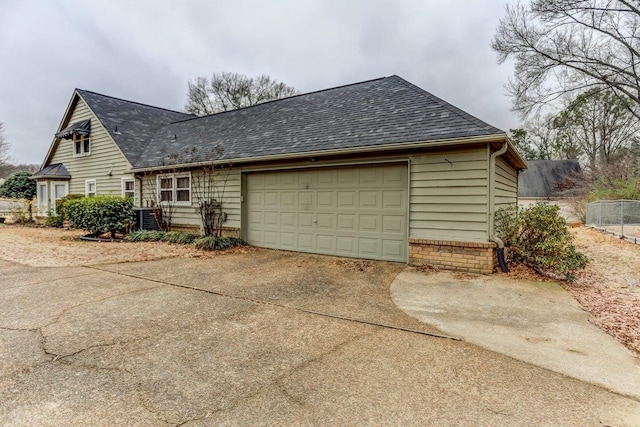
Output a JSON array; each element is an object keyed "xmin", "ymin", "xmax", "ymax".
[
  {"xmin": 409, "ymin": 148, "xmax": 489, "ymax": 242},
  {"xmin": 49, "ymin": 98, "xmax": 133, "ymax": 196},
  {"xmin": 139, "ymin": 168, "xmax": 241, "ymax": 230},
  {"xmin": 494, "ymin": 157, "xmax": 518, "ymax": 211}
]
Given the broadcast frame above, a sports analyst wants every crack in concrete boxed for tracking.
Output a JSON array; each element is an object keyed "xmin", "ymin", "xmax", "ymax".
[
  {"xmin": 87, "ymin": 266, "xmax": 460, "ymax": 341},
  {"xmin": 173, "ymin": 330, "xmax": 376, "ymax": 425},
  {"xmin": 40, "ymin": 283, "xmax": 166, "ymax": 331},
  {"xmin": 0, "ymin": 270, "xmax": 97, "ymax": 291}
]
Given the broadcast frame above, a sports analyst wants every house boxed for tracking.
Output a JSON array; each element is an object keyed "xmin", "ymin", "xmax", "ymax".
[
  {"xmin": 518, "ymin": 159, "xmax": 581, "ymax": 222},
  {"xmin": 34, "ymin": 75, "xmax": 527, "ymax": 273}
]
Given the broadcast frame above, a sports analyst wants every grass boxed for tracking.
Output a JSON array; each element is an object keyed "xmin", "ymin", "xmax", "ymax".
[{"xmin": 125, "ymin": 230, "xmax": 243, "ymax": 251}]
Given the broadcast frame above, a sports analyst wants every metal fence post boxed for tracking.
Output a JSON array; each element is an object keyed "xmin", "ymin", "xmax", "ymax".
[
  {"xmin": 621, "ymin": 200, "xmax": 624, "ymax": 236},
  {"xmin": 599, "ymin": 201, "xmax": 603, "ymax": 226}
]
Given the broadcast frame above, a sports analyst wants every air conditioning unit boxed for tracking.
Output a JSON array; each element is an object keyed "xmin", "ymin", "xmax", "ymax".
[{"xmin": 135, "ymin": 208, "xmax": 161, "ymax": 231}]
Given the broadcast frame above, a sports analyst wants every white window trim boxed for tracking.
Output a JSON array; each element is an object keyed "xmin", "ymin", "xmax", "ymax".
[
  {"xmin": 72, "ymin": 134, "xmax": 91, "ymax": 157},
  {"xmin": 85, "ymin": 179, "xmax": 97, "ymax": 197},
  {"xmin": 37, "ymin": 182, "xmax": 49, "ymax": 216},
  {"xmin": 51, "ymin": 181, "xmax": 69, "ymax": 215},
  {"xmin": 157, "ymin": 172, "xmax": 191, "ymax": 206},
  {"xmin": 121, "ymin": 177, "xmax": 135, "ymax": 199}
]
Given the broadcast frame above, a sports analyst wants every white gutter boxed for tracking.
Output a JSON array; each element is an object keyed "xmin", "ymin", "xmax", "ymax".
[
  {"xmin": 489, "ymin": 141, "xmax": 509, "ymax": 248},
  {"xmin": 130, "ymin": 134, "xmax": 508, "ymax": 173}
]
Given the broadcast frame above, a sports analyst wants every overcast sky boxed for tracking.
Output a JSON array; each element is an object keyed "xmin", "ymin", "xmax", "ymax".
[{"xmin": 0, "ymin": 0, "xmax": 519, "ymax": 165}]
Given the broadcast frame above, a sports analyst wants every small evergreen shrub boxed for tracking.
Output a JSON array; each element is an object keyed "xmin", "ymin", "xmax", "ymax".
[
  {"xmin": 45, "ymin": 210, "xmax": 63, "ymax": 228},
  {"xmin": 65, "ymin": 196, "xmax": 135, "ymax": 238},
  {"xmin": 193, "ymin": 236, "xmax": 244, "ymax": 251},
  {"xmin": 495, "ymin": 203, "xmax": 588, "ymax": 280},
  {"xmin": 162, "ymin": 231, "xmax": 197, "ymax": 244},
  {"xmin": 125, "ymin": 230, "xmax": 165, "ymax": 242}
]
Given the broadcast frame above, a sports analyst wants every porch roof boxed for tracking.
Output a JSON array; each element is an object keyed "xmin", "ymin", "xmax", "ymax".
[{"xmin": 32, "ymin": 163, "xmax": 71, "ymax": 179}]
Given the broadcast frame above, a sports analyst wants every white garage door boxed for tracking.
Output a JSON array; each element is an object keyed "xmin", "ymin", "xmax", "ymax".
[{"xmin": 246, "ymin": 164, "xmax": 407, "ymax": 262}]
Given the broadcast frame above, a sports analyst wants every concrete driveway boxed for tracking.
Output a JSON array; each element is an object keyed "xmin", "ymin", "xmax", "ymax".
[{"xmin": 1, "ymin": 250, "xmax": 640, "ymax": 426}]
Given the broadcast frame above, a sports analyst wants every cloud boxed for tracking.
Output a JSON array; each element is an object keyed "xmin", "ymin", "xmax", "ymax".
[{"xmin": 0, "ymin": 0, "xmax": 517, "ymax": 164}]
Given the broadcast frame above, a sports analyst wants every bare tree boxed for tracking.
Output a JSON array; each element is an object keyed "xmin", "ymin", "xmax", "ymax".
[
  {"xmin": 492, "ymin": 0, "xmax": 640, "ymax": 118},
  {"xmin": 510, "ymin": 114, "xmax": 561, "ymax": 160},
  {"xmin": 184, "ymin": 72, "xmax": 297, "ymax": 116},
  {"xmin": 0, "ymin": 122, "xmax": 14, "ymax": 177},
  {"xmin": 552, "ymin": 89, "xmax": 640, "ymax": 170}
]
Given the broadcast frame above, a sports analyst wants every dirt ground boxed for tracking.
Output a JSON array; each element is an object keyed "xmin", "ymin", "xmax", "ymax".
[{"xmin": 1, "ymin": 223, "xmax": 638, "ymax": 357}]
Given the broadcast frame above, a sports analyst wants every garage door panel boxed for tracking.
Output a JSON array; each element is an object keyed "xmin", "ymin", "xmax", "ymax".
[
  {"xmin": 281, "ymin": 192, "xmax": 297, "ymax": 207},
  {"xmin": 317, "ymin": 191, "xmax": 335, "ymax": 208},
  {"xmin": 280, "ymin": 212, "xmax": 296, "ymax": 227},
  {"xmin": 264, "ymin": 211, "xmax": 279, "ymax": 227},
  {"xmin": 337, "ymin": 214, "xmax": 356, "ymax": 230},
  {"xmin": 316, "ymin": 234, "xmax": 335, "ymax": 251},
  {"xmin": 359, "ymin": 191, "xmax": 379, "ymax": 208},
  {"xmin": 383, "ymin": 190, "xmax": 404, "ymax": 208},
  {"xmin": 246, "ymin": 164, "xmax": 407, "ymax": 262},
  {"xmin": 382, "ymin": 240, "xmax": 403, "ymax": 257},
  {"xmin": 264, "ymin": 192, "xmax": 279, "ymax": 206},
  {"xmin": 280, "ymin": 232, "xmax": 296, "ymax": 248},
  {"xmin": 383, "ymin": 166, "xmax": 406, "ymax": 186},
  {"xmin": 337, "ymin": 191, "xmax": 356, "ymax": 207},
  {"xmin": 298, "ymin": 233, "xmax": 315, "ymax": 250},
  {"xmin": 248, "ymin": 211, "xmax": 264, "ymax": 226},
  {"xmin": 337, "ymin": 168, "xmax": 356, "ymax": 186},
  {"xmin": 383, "ymin": 215, "xmax": 404, "ymax": 233},
  {"xmin": 316, "ymin": 213, "xmax": 334, "ymax": 229},
  {"xmin": 336, "ymin": 236, "xmax": 356, "ymax": 254},
  {"xmin": 359, "ymin": 214, "xmax": 378, "ymax": 232},
  {"xmin": 299, "ymin": 191, "xmax": 314, "ymax": 209},
  {"xmin": 298, "ymin": 212, "xmax": 314, "ymax": 228},
  {"xmin": 358, "ymin": 238, "xmax": 378, "ymax": 256},
  {"xmin": 359, "ymin": 168, "xmax": 380, "ymax": 186},
  {"xmin": 264, "ymin": 174, "xmax": 279, "ymax": 187},
  {"xmin": 264, "ymin": 231, "xmax": 279, "ymax": 246},
  {"xmin": 317, "ymin": 169, "xmax": 336, "ymax": 186}
]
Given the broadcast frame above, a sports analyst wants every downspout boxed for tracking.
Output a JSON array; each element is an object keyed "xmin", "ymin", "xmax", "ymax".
[{"xmin": 489, "ymin": 142, "xmax": 509, "ymax": 273}]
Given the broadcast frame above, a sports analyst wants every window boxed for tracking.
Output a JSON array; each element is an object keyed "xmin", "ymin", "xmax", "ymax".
[
  {"xmin": 85, "ymin": 179, "xmax": 97, "ymax": 197},
  {"xmin": 37, "ymin": 182, "xmax": 48, "ymax": 215},
  {"xmin": 73, "ymin": 133, "xmax": 90, "ymax": 156},
  {"xmin": 157, "ymin": 173, "xmax": 191, "ymax": 205},
  {"xmin": 52, "ymin": 182, "xmax": 68, "ymax": 215},
  {"xmin": 122, "ymin": 178, "xmax": 135, "ymax": 199}
]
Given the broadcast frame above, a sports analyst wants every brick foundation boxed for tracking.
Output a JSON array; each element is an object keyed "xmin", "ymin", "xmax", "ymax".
[{"xmin": 408, "ymin": 239, "xmax": 497, "ymax": 274}]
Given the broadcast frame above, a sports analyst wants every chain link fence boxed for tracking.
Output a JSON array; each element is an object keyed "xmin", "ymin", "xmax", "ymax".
[{"xmin": 586, "ymin": 200, "xmax": 640, "ymax": 244}]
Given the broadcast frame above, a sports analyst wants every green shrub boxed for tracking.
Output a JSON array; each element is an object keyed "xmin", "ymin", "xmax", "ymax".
[
  {"xmin": 125, "ymin": 230, "xmax": 166, "ymax": 242},
  {"xmin": 495, "ymin": 203, "xmax": 589, "ymax": 280},
  {"xmin": 193, "ymin": 236, "xmax": 244, "ymax": 251},
  {"xmin": 44, "ymin": 195, "xmax": 85, "ymax": 228},
  {"xmin": 65, "ymin": 196, "xmax": 135, "ymax": 238},
  {"xmin": 162, "ymin": 231, "xmax": 197, "ymax": 244},
  {"xmin": 45, "ymin": 210, "xmax": 63, "ymax": 228},
  {"xmin": 0, "ymin": 171, "xmax": 36, "ymax": 200}
]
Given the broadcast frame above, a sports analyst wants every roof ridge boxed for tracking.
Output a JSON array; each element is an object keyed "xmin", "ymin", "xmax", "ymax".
[
  {"xmin": 76, "ymin": 88, "xmax": 193, "ymax": 117},
  {"xmin": 389, "ymin": 76, "xmax": 503, "ymax": 133},
  {"xmin": 170, "ymin": 76, "xmax": 389, "ymax": 124}
]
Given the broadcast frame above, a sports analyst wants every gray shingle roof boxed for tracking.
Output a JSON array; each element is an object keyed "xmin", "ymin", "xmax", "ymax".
[
  {"xmin": 32, "ymin": 163, "xmax": 71, "ymax": 179},
  {"xmin": 133, "ymin": 75, "xmax": 505, "ymax": 168},
  {"xmin": 518, "ymin": 160, "xmax": 582, "ymax": 198},
  {"xmin": 76, "ymin": 89, "xmax": 195, "ymax": 165}
]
